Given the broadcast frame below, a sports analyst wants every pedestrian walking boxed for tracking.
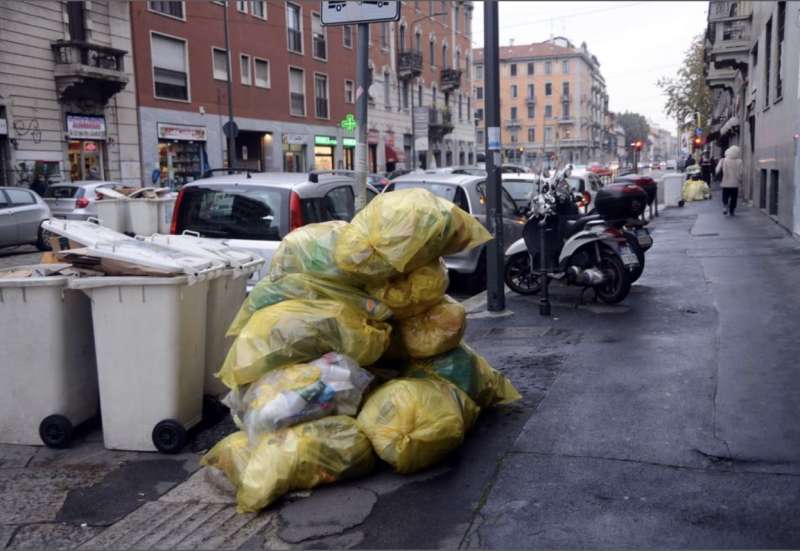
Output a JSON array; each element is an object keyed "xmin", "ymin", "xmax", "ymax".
[{"xmin": 715, "ymin": 145, "xmax": 743, "ymax": 216}]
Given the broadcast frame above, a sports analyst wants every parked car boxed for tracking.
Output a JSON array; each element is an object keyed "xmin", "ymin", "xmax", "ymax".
[
  {"xmin": 0, "ymin": 187, "xmax": 51, "ymax": 250},
  {"xmin": 502, "ymin": 173, "xmax": 543, "ymax": 210},
  {"xmin": 666, "ymin": 159, "xmax": 677, "ymax": 171},
  {"xmin": 367, "ymin": 173, "xmax": 390, "ymax": 192},
  {"xmin": 568, "ymin": 170, "xmax": 604, "ymax": 212},
  {"xmin": 411, "ymin": 166, "xmax": 486, "ymax": 176},
  {"xmin": 42, "ymin": 181, "xmax": 123, "ymax": 220},
  {"xmin": 170, "ymin": 171, "xmax": 379, "ymax": 285},
  {"xmin": 383, "ymin": 173, "xmax": 526, "ymax": 287}
]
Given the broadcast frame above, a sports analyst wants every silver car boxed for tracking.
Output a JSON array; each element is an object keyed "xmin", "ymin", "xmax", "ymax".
[
  {"xmin": 0, "ymin": 187, "xmax": 52, "ymax": 250},
  {"xmin": 42, "ymin": 181, "xmax": 122, "ymax": 220},
  {"xmin": 384, "ymin": 173, "xmax": 526, "ymax": 283}
]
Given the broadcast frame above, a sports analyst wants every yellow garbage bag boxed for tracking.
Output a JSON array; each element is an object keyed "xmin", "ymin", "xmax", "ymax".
[
  {"xmin": 682, "ymin": 179, "xmax": 711, "ymax": 202},
  {"xmin": 334, "ymin": 188, "xmax": 491, "ymax": 280},
  {"xmin": 406, "ymin": 344, "xmax": 521, "ymax": 408},
  {"xmin": 366, "ymin": 259, "xmax": 449, "ymax": 319},
  {"xmin": 201, "ymin": 431, "xmax": 251, "ymax": 489},
  {"xmin": 227, "ymin": 273, "xmax": 393, "ymax": 337},
  {"xmin": 218, "ymin": 300, "xmax": 391, "ymax": 389},
  {"xmin": 237, "ymin": 416, "xmax": 375, "ymax": 512},
  {"xmin": 356, "ymin": 378, "xmax": 479, "ymax": 474},
  {"xmin": 268, "ymin": 221, "xmax": 352, "ymax": 283},
  {"xmin": 397, "ymin": 296, "xmax": 466, "ymax": 358}
]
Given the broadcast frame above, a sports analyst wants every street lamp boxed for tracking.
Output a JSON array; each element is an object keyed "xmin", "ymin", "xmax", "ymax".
[{"xmin": 409, "ymin": 12, "xmax": 446, "ymax": 170}]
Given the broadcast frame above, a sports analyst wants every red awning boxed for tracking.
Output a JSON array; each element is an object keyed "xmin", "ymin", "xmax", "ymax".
[{"xmin": 385, "ymin": 144, "xmax": 399, "ymax": 163}]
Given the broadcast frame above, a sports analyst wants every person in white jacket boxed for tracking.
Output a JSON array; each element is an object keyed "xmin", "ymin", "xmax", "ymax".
[{"xmin": 715, "ymin": 145, "xmax": 743, "ymax": 216}]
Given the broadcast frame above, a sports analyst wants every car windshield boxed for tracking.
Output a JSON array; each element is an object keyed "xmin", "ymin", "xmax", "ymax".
[
  {"xmin": 503, "ymin": 179, "xmax": 537, "ymax": 200},
  {"xmin": 43, "ymin": 186, "xmax": 79, "ymax": 198},
  {"xmin": 176, "ymin": 186, "xmax": 284, "ymax": 240},
  {"xmin": 392, "ymin": 181, "xmax": 459, "ymax": 202},
  {"xmin": 566, "ymin": 177, "xmax": 585, "ymax": 192}
]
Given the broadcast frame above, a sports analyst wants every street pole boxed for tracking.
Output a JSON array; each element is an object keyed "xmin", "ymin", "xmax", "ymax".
[
  {"xmin": 223, "ymin": 1, "xmax": 235, "ymax": 174},
  {"xmin": 484, "ymin": 0, "xmax": 504, "ymax": 312},
  {"xmin": 410, "ymin": 77, "xmax": 416, "ymax": 170},
  {"xmin": 354, "ymin": 23, "xmax": 370, "ymax": 210}
]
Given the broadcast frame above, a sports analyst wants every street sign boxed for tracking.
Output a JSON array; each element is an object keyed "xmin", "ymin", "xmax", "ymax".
[
  {"xmin": 341, "ymin": 113, "xmax": 357, "ymax": 132},
  {"xmin": 487, "ymin": 126, "xmax": 501, "ymax": 151},
  {"xmin": 695, "ymin": 127, "xmax": 703, "ymax": 136},
  {"xmin": 223, "ymin": 121, "xmax": 239, "ymax": 139},
  {"xmin": 321, "ymin": 1, "xmax": 400, "ymax": 26}
]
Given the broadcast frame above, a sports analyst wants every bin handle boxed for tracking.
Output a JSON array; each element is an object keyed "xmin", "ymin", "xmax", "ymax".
[
  {"xmin": 87, "ymin": 216, "xmax": 102, "ymax": 225},
  {"xmin": 181, "ymin": 230, "xmax": 201, "ymax": 238}
]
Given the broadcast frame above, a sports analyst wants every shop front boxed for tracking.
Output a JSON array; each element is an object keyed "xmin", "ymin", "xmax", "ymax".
[
  {"xmin": 343, "ymin": 137, "xmax": 355, "ymax": 170},
  {"xmin": 157, "ymin": 122, "xmax": 207, "ymax": 188},
  {"xmin": 313, "ymin": 135, "xmax": 337, "ymax": 171},
  {"xmin": 367, "ymin": 129, "xmax": 379, "ymax": 174},
  {"xmin": 66, "ymin": 115, "xmax": 107, "ymax": 181},
  {"xmin": 0, "ymin": 114, "xmax": 8, "ymax": 186},
  {"xmin": 236, "ymin": 131, "xmax": 272, "ymax": 171},
  {"xmin": 282, "ymin": 134, "xmax": 307, "ymax": 172}
]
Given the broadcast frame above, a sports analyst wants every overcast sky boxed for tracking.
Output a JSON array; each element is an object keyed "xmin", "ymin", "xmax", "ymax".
[{"xmin": 471, "ymin": 1, "xmax": 709, "ymax": 135}]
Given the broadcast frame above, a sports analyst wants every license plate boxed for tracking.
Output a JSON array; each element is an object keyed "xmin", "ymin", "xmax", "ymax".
[
  {"xmin": 636, "ymin": 229, "xmax": 652, "ymax": 247},
  {"xmin": 619, "ymin": 245, "xmax": 639, "ymax": 267}
]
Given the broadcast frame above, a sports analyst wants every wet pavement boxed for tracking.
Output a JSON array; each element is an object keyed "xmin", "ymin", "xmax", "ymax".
[{"xmin": 2, "ymin": 197, "xmax": 800, "ymax": 549}]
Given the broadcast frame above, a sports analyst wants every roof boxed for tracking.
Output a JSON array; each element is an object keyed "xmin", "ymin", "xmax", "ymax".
[
  {"xmin": 474, "ymin": 41, "xmax": 581, "ymax": 63},
  {"xmin": 185, "ymin": 172, "xmax": 323, "ymax": 189},
  {"xmin": 391, "ymin": 173, "xmax": 484, "ymax": 187}
]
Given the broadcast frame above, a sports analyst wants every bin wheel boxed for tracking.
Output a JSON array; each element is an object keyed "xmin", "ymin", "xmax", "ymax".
[
  {"xmin": 39, "ymin": 415, "xmax": 73, "ymax": 449},
  {"xmin": 152, "ymin": 419, "xmax": 187, "ymax": 454},
  {"xmin": 202, "ymin": 395, "xmax": 229, "ymax": 424}
]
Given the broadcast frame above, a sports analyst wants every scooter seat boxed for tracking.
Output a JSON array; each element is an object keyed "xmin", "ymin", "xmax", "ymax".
[{"xmin": 565, "ymin": 214, "xmax": 603, "ymax": 237}]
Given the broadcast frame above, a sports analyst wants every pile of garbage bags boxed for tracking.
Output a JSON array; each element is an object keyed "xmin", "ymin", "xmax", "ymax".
[
  {"xmin": 682, "ymin": 178, "xmax": 711, "ymax": 202},
  {"xmin": 203, "ymin": 188, "xmax": 521, "ymax": 513}
]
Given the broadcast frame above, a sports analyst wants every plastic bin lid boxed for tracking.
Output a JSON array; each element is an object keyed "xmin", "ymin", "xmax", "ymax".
[
  {"xmin": 42, "ymin": 218, "xmax": 132, "ymax": 247},
  {"xmin": 95, "ymin": 187, "xmax": 129, "ymax": 200},
  {"xmin": 82, "ymin": 239, "xmax": 223, "ymax": 276},
  {"xmin": 144, "ymin": 233, "xmax": 260, "ymax": 268},
  {"xmin": 0, "ymin": 264, "xmax": 70, "ymax": 288}
]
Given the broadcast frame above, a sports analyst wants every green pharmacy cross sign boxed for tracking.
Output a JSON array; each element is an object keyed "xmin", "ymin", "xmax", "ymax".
[{"xmin": 340, "ymin": 113, "xmax": 357, "ymax": 132}]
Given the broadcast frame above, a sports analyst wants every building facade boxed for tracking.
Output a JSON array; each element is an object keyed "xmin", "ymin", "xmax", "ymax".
[
  {"xmin": 705, "ymin": 0, "xmax": 799, "ymax": 235},
  {"xmin": 0, "ymin": 1, "xmax": 140, "ymax": 187},
  {"xmin": 473, "ymin": 37, "xmax": 610, "ymax": 168},
  {"xmin": 131, "ymin": 0, "xmax": 361, "ymax": 187},
  {"xmin": 366, "ymin": 0, "xmax": 476, "ymax": 171}
]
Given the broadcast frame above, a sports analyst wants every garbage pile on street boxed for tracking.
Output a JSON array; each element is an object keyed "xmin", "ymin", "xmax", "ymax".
[
  {"xmin": 94, "ymin": 186, "xmax": 176, "ymax": 234},
  {"xmin": 203, "ymin": 188, "xmax": 521, "ymax": 513},
  {"xmin": 682, "ymin": 177, "xmax": 711, "ymax": 202}
]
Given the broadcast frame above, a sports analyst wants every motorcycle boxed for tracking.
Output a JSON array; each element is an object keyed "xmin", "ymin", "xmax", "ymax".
[{"xmin": 504, "ymin": 166, "xmax": 646, "ymax": 305}]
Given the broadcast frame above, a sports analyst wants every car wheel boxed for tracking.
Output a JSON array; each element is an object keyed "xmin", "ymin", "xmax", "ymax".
[{"xmin": 36, "ymin": 224, "xmax": 52, "ymax": 252}]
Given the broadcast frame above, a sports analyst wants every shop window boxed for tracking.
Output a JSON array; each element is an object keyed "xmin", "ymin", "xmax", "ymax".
[
  {"xmin": 68, "ymin": 140, "xmax": 105, "ymax": 181},
  {"xmin": 149, "ymin": 1, "xmax": 184, "ymax": 19},
  {"xmin": 240, "ymin": 54, "xmax": 251, "ymax": 85},
  {"xmin": 212, "ymin": 48, "xmax": 228, "ymax": 81},
  {"xmin": 151, "ymin": 34, "xmax": 189, "ymax": 101},
  {"xmin": 312, "ymin": 13, "xmax": 327, "ymax": 60},
  {"xmin": 315, "ymin": 73, "xmax": 329, "ymax": 119},
  {"xmin": 254, "ymin": 58, "xmax": 270, "ymax": 88},
  {"xmin": 286, "ymin": 2, "xmax": 303, "ymax": 53},
  {"xmin": 289, "ymin": 67, "xmax": 306, "ymax": 116}
]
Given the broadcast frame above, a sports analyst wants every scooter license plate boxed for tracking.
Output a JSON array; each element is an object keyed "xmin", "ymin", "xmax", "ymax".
[
  {"xmin": 619, "ymin": 246, "xmax": 640, "ymax": 267},
  {"xmin": 636, "ymin": 229, "xmax": 653, "ymax": 247}
]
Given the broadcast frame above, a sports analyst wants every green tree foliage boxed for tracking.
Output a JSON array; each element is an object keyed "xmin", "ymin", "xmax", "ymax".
[
  {"xmin": 657, "ymin": 34, "xmax": 712, "ymax": 133},
  {"xmin": 617, "ymin": 112, "xmax": 651, "ymax": 145}
]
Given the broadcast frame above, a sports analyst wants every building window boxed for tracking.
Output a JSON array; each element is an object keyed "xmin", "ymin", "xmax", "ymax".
[
  {"xmin": 432, "ymin": 85, "xmax": 437, "ymax": 106},
  {"xmin": 511, "ymin": 84, "xmax": 518, "ymax": 98},
  {"xmin": 527, "ymin": 62, "xmax": 534, "ymax": 75},
  {"xmin": 527, "ymin": 104, "xmax": 535, "ymax": 118},
  {"xmin": 148, "ymin": 1, "xmax": 184, "ymax": 19},
  {"xmin": 562, "ymin": 102, "xmax": 569, "ymax": 119},
  {"xmin": 383, "ymin": 71, "xmax": 391, "ymax": 110},
  {"xmin": 287, "ymin": 2, "xmax": 303, "ymax": 54},
  {"xmin": 545, "ymin": 61, "xmax": 552, "ymax": 75},
  {"xmin": 544, "ymin": 126, "xmax": 552, "ymax": 142},
  {"xmin": 212, "ymin": 47, "xmax": 228, "ymax": 80},
  {"xmin": 398, "ymin": 24, "xmax": 406, "ymax": 50},
  {"xmin": 476, "ymin": 108, "xmax": 484, "ymax": 121},
  {"xmin": 458, "ymin": 94, "xmax": 463, "ymax": 120},
  {"xmin": 415, "ymin": 0, "xmax": 420, "ymax": 11},
  {"xmin": 528, "ymin": 128, "xmax": 535, "ymax": 142},
  {"xmin": 442, "ymin": 43, "xmax": 448, "ymax": 68},
  {"xmin": 345, "ymin": 79, "xmax": 354, "ymax": 104},
  {"xmin": 545, "ymin": 82, "xmax": 552, "ymax": 96},
  {"xmin": 342, "ymin": 25, "xmax": 353, "ymax": 48},
  {"xmin": 477, "ymin": 129, "xmax": 485, "ymax": 146},
  {"xmin": 429, "ymin": 1, "xmax": 434, "ymax": 15},
  {"xmin": 240, "ymin": 54, "xmax": 251, "ymax": 85},
  {"xmin": 455, "ymin": 5, "xmax": 460, "ymax": 32},
  {"xmin": 476, "ymin": 86, "xmax": 483, "ymax": 100},
  {"xmin": 380, "ymin": 22, "xmax": 389, "ymax": 50},
  {"xmin": 562, "ymin": 60, "xmax": 569, "ymax": 74},
  {"xmin": 776, "ymin": 1, "xmax": 785, "ymax": 99},
  {"xmin": 236, "ymin": 0, "xmax": 248, "ymax": 13},
  {"xmin": 254, "ymin": 58, "xmax": 270, "ymax": 88},
  {"xmin": 440, "ymin": 0, "xmax": 446, "ymax": 23},
  {"xmin": 467, "ymin": 96, "xmax": 471, "ymax": 120},
  {"xmin": 312, "ymin": 13, "xmax": 327, "ymax": 60},
  {"xmin": 510, "ymin": 63, "xmax": 517, "ymax": 76},
  {"xmin": 402, "ymin": 80, "xmax": 410, "ymax": 109},
  {"xmin": 764, "ymin": 16, "xmax": 772, "ymax": 106},
  {"xmin": 527, "ymin": 83, "xmax": 534, "ymax": 98},
  {"xmin": 562, "ymin": 82, "xmax": 569, "ymax": 97},
  {"xmin": 414, "ymin": 31, "xmax": 421, "ymax": 52},
  {"xmin": 475, "ymin": 64, "xmax": 483, "ymax": 80},
  {"xmin": 250, "ymin": 0, "xmax": 266, "ymax": 18},
  {"xmin": 418, "ymin": 84, "xmax": 423, "ymax": 106},
  {"xmin": 315, "ymin": 73, "xmax": 329, "ymax": 118},
  {"xmin": 151, "ymin": 33, "xmax": 188, "ymax": 101},
  {"xmin": 429, "ymin": 38, "xmax": 435, "ymax": 66},
  {"xmin": 510, "ymin": 106, "xmax": 518, "ymax": 120},
  {"xmin": 510, "ymin": 134, "xmax": 517, "ymax": 144},
  {"xmin": 545, "ymin": 105, "xmax": 552, "ymax": 118},
  {"xmin": 465, "ymin": 54, "xmax": 470, "ymax": 79},
  {"xmin": 289, "ymin": 67, "xmax": 305, "ymax": 116}
]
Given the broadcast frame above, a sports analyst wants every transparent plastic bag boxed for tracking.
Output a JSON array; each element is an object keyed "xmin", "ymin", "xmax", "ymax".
[
  {"xmin": 236, "ymin": 416, "xmax": 375, "ymax": 512},
  {"xmin": 227, "ymin": 273, "xmax": 393, "ymax": 337},
  {"xmin": 218, "ymin": 300, "xmax": 391, "ymax": 389},
  {"xmin": 397, "ymin": 296, "xmax": 465, "ymax": 358},
  {"xmin": 269, "ymin": 221, "xmax": 352, "ymax": 283},
  {"xmin": 356, "ymin": 378, "xmax": 479, "ymax": 474},
  {"xmin": 366, "ymin": 259, "xmax": 449, "ymax": 319}
]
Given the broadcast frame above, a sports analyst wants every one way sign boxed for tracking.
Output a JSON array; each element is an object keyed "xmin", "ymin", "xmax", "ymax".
[{"xmin": 321, "ymin": 0, "xmax": 400, "ymax": 26}]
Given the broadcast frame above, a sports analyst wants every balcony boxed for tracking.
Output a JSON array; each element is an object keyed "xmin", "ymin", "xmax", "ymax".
[
  {"xmin": 428, "ymin": 108, "xmax": 454, "ymax": 140},
  {"xmin": 709, "ymin": 0, "xmax": 752, "ymax": 23},
  {"xmin": 504, "ymin": 119, "xmax": 522, "ymax": 129},
  {"xmin": 440, "ymin": 68, "xmax": 462, "ymax": 92},
  {"xmin": 525, "ymin": 96, "xmax": 536, "ymax": 106},
  {"xmin": 51, "ymin": 41, "xmax": 128, "ymax": 105},
  {"xmin": 397, "ymin": 50, "xmax": 423, "ymax": 79}
]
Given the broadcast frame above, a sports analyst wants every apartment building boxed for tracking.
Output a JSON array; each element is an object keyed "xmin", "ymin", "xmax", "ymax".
[
  {"xmin": 131, "ymin": 0, "xmax": 357, "ymax": 185},
  {"xmin": 0, "ymin": 1, "xmax": 140, "ymax": 186},
  {"xmin": 473, "ymin": 37, "xmax": 610, "ymax": 167},
  {"xmin": 367, "ymin": 0, "xmax": 476, "ymax": 171}
]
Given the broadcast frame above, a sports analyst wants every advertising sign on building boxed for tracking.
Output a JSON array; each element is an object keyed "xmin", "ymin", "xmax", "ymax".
[
  {"xmin": 284, "ymin": 134, "xmax": 307, "ymax": 145},
  {"xmin": 321, "ymin": 0, "xmax": 400, "ymax": 25},
  {"xmin": 413, "ymin": 106, "xmax": 429, "ymax": 151},
  {"xmin": 67, "ymin": 115, "xmax": 107, "ymax": 140},
  {"xmin": 157, "ymin": 123, "xmax": 208, "ymax": 142}
]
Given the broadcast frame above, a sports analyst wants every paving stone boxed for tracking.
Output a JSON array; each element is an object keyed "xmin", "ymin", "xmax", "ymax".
[
  {"xmin": 278, "ymin": 486, "xmax": 377, "ymax": 543},
  {"xmin": 159, "ymin": 468, "xmax": 236, "ymax": 504},
  {"xmin": 0, "ymin": 444, "xmax": 37, "ymax": 469},
  {"xmin": 6, "ymin": 522, "xmax": 102, "ymax": 550}
]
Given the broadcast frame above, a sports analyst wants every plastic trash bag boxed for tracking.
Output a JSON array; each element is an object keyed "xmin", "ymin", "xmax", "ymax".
[
  {"xmin": 397, "ymin": 296, "xmax": 466, "ymax": 358},
  {"xmin": 218, "ymin": 300, "xmax": 391, "ymax": 389},
  {"xmin": 682, "ymin": 179, "xmax": 711, "ymax": 202},
  {"xmin": 227, "ymin": 273, "xmax": 393, "ymax": 337},
  {"xmin": 366, "ymin": 259, "xmax": 449, "ymax": 319},
  {"xmin": 356, "ymin": 378, "xmax": 479, "ymax": 474},
  {"xmin": 237, "ymin": 416, "xmax": 375, "ymax": 512},
  {"xmin": 334, "ymin": 188, "xmax": 491, "ymax": 280},
  {"xmin": 269, "ymin": 221, "xmax": 352, "ymax": 283},
  {"xmin": 201, "ymin": 431, "xmax": 251, "ymax": 490},
  {"xmin": 405, "ymin": 344, "xmax": 521, "ymax": 409},
  {"xmin": 226, "ymin": 354, "xmax": 373, "ymax": 440}
]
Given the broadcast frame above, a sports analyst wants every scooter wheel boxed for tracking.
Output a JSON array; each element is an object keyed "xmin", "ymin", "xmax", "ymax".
[
  {"xmin": 595, "ymin": 249, "xmax": 631, "ymax": 304},
  {"xmin": 39, "ymin": 415, "xmax": 73, "ymax": 449},
  {"xmin": 152, "ymin": 419, "xmax": 187, "ymax": 454},
  {"xmin": 504, "ymin": 252, "xmax": 543, "ymax": 295}
]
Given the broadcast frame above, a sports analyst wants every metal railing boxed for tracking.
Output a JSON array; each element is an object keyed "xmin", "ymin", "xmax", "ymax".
[
  {"xmin": 397, "ymin": 50, "xmax": 423, "ymax": 78},
  {"xmin": 51, "ymin": 40, "xmax": 126, "ymax": 72}
]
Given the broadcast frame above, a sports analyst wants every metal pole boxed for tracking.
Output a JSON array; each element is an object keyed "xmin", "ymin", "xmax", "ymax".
[
  {"xmin": 411, "ymin": 78, "xmax": 416, "ymax": 170},
  {"xmin": 223, "ymin": 1, "xmax": 235, "ymax": 174},
  {"xmin": 354, "ymin": 23, "xmax": 370, "ymax": 210},
  {"xmin": 484, "ymin": 0, "xmax": 504, "ymax": 312}
]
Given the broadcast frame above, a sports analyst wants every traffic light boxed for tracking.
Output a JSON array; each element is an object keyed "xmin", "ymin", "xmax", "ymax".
[
  {"xmin": 630, "ymin": 140, "xmax": 643, "ymax": 151},
  {"xmin": 692, "ymin": 136, "xmax": 703, "ymax": 150}
]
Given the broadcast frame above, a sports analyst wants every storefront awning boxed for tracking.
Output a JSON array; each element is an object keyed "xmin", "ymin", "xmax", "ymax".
[
  {"xmin": 720, "ymin": 116, "xmax": 740, "ymax": 137},
  {"xmin": 385, "ymin": 144, "xmax": 399, "ymax": 163}
]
